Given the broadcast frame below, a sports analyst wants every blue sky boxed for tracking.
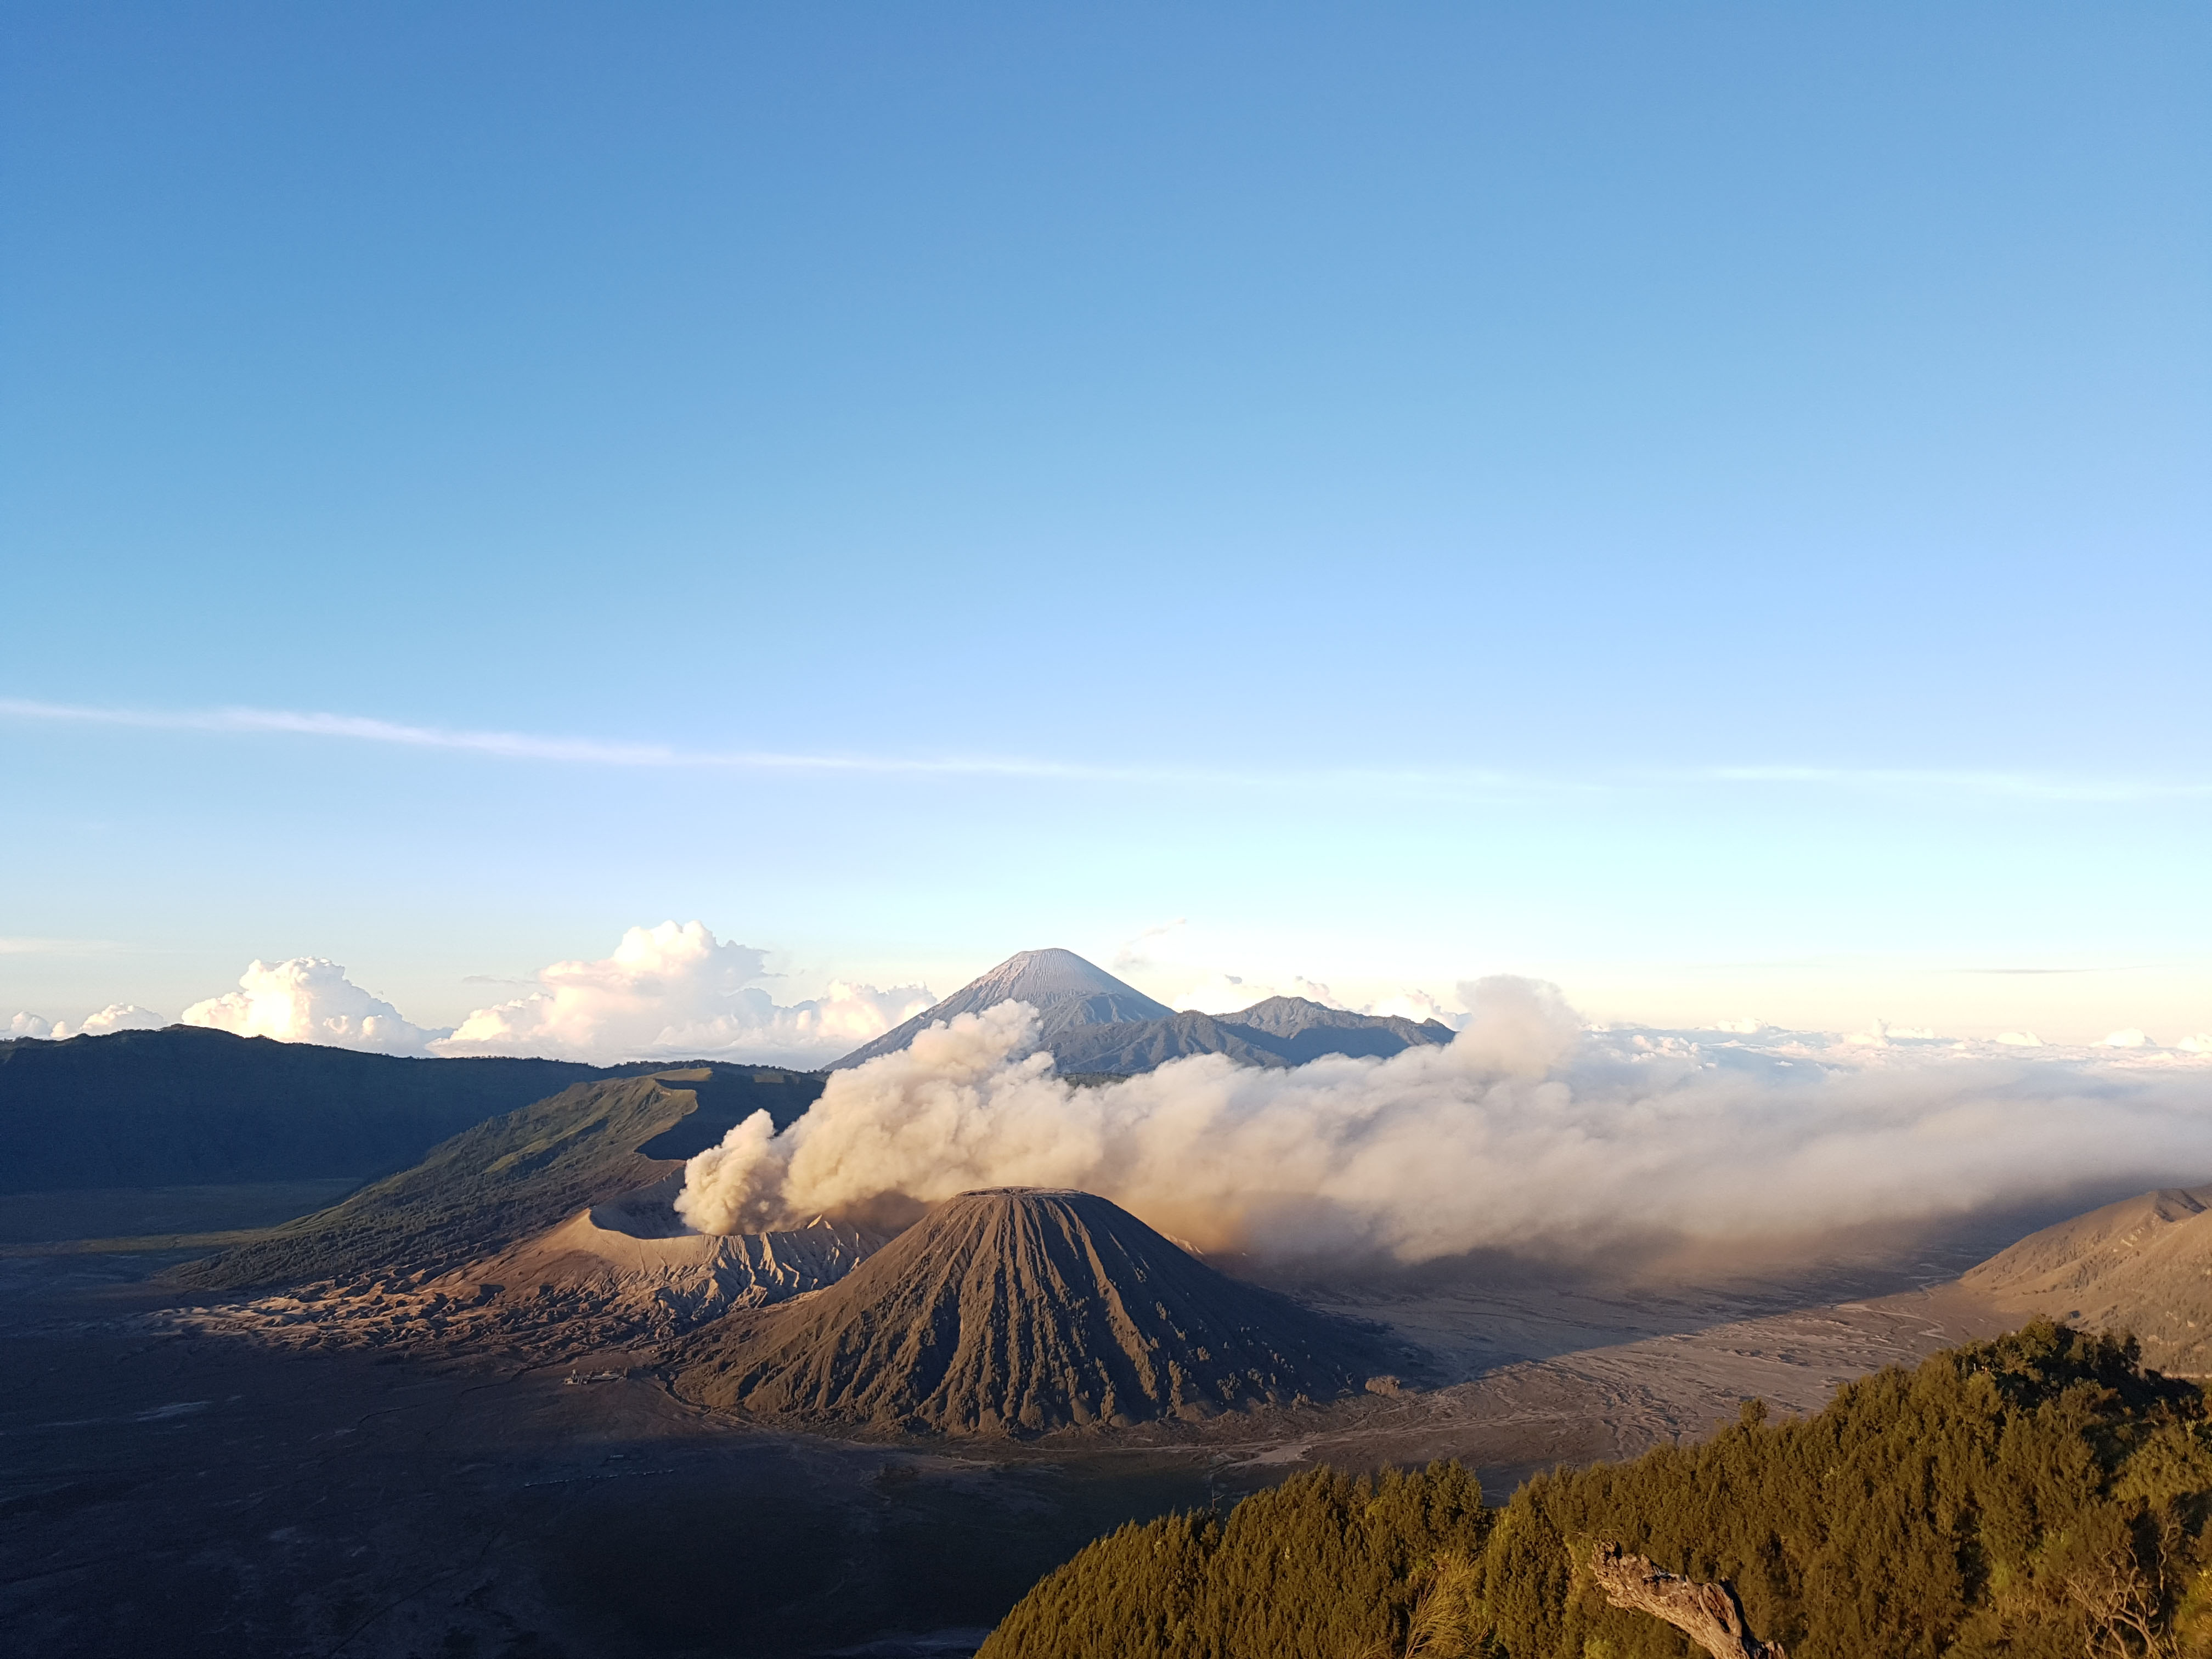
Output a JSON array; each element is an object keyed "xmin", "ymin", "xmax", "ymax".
[{"xmin": 3, "ymin": 3, "xmax": 2207, "ymax": 1044}]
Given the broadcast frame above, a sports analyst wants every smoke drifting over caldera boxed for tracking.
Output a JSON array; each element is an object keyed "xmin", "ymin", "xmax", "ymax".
[{"xmin": 678, "ymin": 972, "xmax": 2212, "ymax": 1268}]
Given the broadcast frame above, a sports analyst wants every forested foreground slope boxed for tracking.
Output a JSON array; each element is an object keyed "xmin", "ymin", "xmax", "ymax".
[{"xmin": 981, "ymin": 1322, "xmax": 2212, "ymax": 1658}]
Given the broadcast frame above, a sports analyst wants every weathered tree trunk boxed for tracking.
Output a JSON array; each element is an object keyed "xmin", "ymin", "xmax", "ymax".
[{"xmin": 1588, "ymin": 1543, "xmax": 1787, "ymax": 1659}]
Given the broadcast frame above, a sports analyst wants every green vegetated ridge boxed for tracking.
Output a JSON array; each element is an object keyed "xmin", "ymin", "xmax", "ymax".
[
  {"xmin": 0, "ymin": 1026, "xmax": 617, "ymax": 1191},
  {"xmin": 981, "ymin": 1321, "xmax": 2212, "ymax": 1658},
  {"xmin": 167, "ymin": 1065, "xmax": 823, "ymax": 1292}
]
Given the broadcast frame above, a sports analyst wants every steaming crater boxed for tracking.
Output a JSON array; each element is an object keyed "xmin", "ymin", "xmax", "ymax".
[{"xmin": 458, "ymin": 1173, "xmax": 888, "ymax": 1331}]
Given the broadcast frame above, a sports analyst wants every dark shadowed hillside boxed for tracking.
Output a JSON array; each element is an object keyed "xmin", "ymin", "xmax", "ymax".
[
  {"xmin": 167, "ymin": 1066, "xmax": 822, "ymax": 1292},
  {"xmin": 0, "ymin": 1026, "xmax": 614, "ymax": 1192},
  {"xmin": 670, "ymin": 1186, "xmax": 1381, "ymax": 1434}
]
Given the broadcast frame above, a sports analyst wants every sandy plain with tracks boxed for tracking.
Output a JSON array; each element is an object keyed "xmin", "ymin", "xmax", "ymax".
[{"xmin": 0, "ymin": 1184, "xmax": 2083, "ymax": 1659}]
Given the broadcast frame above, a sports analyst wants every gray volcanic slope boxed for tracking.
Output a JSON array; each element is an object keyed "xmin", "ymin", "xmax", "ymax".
[
  {"xmin": 669, "ymin": 1187, "xmax": 1380, "ymax": 1434},
  {"xmin": 831, "ymin": 949, "xmax": 1173, "ymax": 1069},
  {"xmin": 1222, "ymin": 996, "xmax": 1458, "ymax": 1061},
  {"xmin": 1961, "ymin": 1183, "xmax": 2212, "ymax": 1373},
  {"xmin": 1047, "ymin": 1011, "xmax": 1294, "ymax": 1074},
  {"xmin": 832, "ymin": 950, "xmax": 1457, "ymax": 1075},
  {"xmin": 1050, "ymin": 997, "xmax": 1458, "ymax": 1074}
]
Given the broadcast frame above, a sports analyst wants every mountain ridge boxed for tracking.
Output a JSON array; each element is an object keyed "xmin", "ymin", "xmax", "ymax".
[
  {"xmin": 1961, "ymin": 1182, "xmax": 2212, "ymax": 1372},
  {"xmin": 0, "ymin": 1025, "xmax": 628, "ymax": 1193},
  {"xmin": 165, "ymin": 1065, "xmax": 825, "ymax": 1292},
  {"xmin": 830, "ymin": 949, "xmax": 1173, "ymax": 1069},
  {"xmin": 830, "ymin": 952, "xmax": 1458, "ymax": 1074}
]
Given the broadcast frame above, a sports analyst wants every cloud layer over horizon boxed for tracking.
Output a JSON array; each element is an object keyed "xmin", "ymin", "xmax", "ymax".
[
  {"xmin": 3, "ymin": 922, "xmax": 934, "ymax": 1068},
  {"xmin": 8, "ymin": 929, "xmax": 2209, "ymax": 1079},
  {"xmin": 674, "ymin": 979, "xmax": 2212, "ymax": 1263}
]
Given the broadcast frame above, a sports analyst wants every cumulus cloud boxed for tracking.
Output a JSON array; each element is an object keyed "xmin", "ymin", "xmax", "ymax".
[
  {"xmin": 435, "ymin": 921, "xmax": 932, "ymax": 1067},
  {"xmin": 675, "ymin": 977, "xmax": 2212, "ymax": 1264},
  {"xmin": 63, "ymin": 1003, "xmax": 166, "ymax": 1037},
  {"xmin": 184, "ymin": 960, "xmax": 445, "ymax": 1054},
  {"xmin": 127, "ymin": 923, "xmax": 929, "ymax": 1065},
  {"xmin": 5, "ymin": 1004, "xmax": 168, "ymax": 1041}
]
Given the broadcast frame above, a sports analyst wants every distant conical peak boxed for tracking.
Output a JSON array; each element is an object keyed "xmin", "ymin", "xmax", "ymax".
[
  {"xmin": 964, "ymin": 949, "xmax": 1143, "ymax": 995},
  {"xmin": 827, "ymin": 949, "xmax": 1175, "ymax": 1069}
]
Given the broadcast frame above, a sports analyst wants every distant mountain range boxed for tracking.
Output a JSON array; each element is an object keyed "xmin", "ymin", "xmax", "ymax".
[
  {"xmin": 830, "ymin": 948, "xmax": 1455, "ymax": 1073},
  {"xmin": 0, "ymin": 951, "xmax": 1449, "ymax": 1202},
  {"xmin": 0, "ymin": 1026, "xmax": 627, "ymax": 1193}
]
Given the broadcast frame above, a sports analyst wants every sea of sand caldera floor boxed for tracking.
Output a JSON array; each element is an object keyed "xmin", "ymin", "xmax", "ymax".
[{"xmin": 1, "ymin": 1190, "xmax": 2100, "ymax": 1658}]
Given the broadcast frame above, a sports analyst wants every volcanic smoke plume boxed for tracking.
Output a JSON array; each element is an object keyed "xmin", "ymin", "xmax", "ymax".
[{"xmin": 675, "ymin": 979, "xmax": 2212, "ymax": 1265}]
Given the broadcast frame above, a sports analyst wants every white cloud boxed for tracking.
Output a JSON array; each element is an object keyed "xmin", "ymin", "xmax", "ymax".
[
  {"xmin": 59, "ymin": 1004, "xmax": 166, "ymax": 1037},
  {"xmin": 2100, "ymin": 1028, "xmax": 2156, "ymax": 1049},
  {"xmin": 433, "ymin": 921, "xmax": 932, "ymax": 1067},
  {"xmin": 675, "ymin": 979, "xmax": 2212, "ymax": 1262},
  {"xmin": 138, "ymin": 924, "xmax": 927, "ymax": 1066},
  {"xmin": 4, "ymin": 1005, "xmax": 167, "ymax": 1040},
  {"xmin": 2181, "ymin": 1035, "xmax": 2212, "ymax": 1056},
  {"xmin": 1844, "ymin": 1018, "xmax": 1941, "ymax": 1047},
  {"xmin": 183, "ymin": 960, "xmax": 446, "ymax": 1055},
  {"xmin": 1994, "ymin": 1030, "xmax": 2045, "ymax": 1047}
]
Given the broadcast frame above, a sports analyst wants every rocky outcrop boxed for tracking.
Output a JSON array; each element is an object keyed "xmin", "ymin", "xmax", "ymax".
[
  {"xmin": 1589, "ymin": 1544, "xmax": 1786, "ymax": 1659},
  {"xmin": 451, "ymin": 1191, "xmax": 884, "ymax": 1329}
]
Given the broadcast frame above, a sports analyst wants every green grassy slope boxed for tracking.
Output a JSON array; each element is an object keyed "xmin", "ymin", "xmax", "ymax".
[
  {"xmin": 981, "ymin": 1322, "xmax": 2212, "ymax": 1658},
  {"xmin": 166, "ymin": 1065, "xmax": 822, "ymax": 1292}
]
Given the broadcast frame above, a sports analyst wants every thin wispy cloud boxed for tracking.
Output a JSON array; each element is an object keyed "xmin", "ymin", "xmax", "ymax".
[
  {"xmin": 1696, "ymin": 764, "xmax": 2212, "ymax": 804},
  {"xmin": 0, "ymin": 697, "xmax": 1076, "ymax": 776},
  {"xmin": 3, "ymin": 697, "xmax": 2204, "ymax": 803},
  {"xmin": 0, "ymin": 697, "xmax": 1541, "ymax": 793},
  {"xmin": 0, "ymin": 936, "xmax": 126, "ymax": 957}
]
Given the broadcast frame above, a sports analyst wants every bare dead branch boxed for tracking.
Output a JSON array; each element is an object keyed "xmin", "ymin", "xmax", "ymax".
[{"xmin": 1588, "ymin": 1543, "xmax": 1787, "ymax": 1659}]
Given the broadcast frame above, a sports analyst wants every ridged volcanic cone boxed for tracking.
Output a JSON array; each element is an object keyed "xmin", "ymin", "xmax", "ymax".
[{"xmin": 669, "ymin": 1187, "xmax": 1378, "ymax": 1434}]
